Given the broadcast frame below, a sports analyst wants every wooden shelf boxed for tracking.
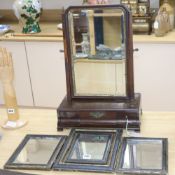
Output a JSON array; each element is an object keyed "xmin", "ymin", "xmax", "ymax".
[{"xmin": 1, "ymin": 22, "xmax": 175, "ymax": 43}]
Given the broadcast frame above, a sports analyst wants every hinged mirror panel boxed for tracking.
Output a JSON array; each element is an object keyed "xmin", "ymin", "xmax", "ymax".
[
  {"xmin": 53, "ymin": 129, "xmax": 122, "ymax": 172},
  {"xmin": 4, "ymin": 135, "xmax": 67, "ymax": 170},
  {"xmin": 117, "ymin": 137, "xmax": 168, "ymax": 175}
]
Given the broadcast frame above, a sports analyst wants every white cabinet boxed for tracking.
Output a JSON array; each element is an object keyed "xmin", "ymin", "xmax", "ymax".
[
  {"xmin": 25, "ymin": 41, "xmax": 66, "ymax": 108},
  {"xmin": 1, "ymin": 41, "xmax": 175, "ymax": 111},
  {"xmin": 0, "ymin": 41, "xmax": 66, "ymax": 108},
  {"xmin": 0, "ymin": 41, "xmax": 34, "ymax": 106},
  {"xmin": 134, "ymin": 43, "xmax": 175, "ymax": 111}
]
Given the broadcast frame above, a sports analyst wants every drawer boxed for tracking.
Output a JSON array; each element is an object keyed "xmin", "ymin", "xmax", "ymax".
[{"xmin": 59, "ymin": 110, "xmax": 140, "ymax": 120}]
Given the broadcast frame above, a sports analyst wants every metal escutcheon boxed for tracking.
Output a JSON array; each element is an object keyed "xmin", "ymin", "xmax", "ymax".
[{"xmin": 90, "ymin": 112, "xmax": 105, "ymax": 119}]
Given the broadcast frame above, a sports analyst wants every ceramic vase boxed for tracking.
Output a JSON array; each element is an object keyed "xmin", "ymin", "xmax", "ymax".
[
  {"xmin": 13, "ymin": 0, "xmax": 42, "ymax": 33},
  {"xmin": 159, "ymin": 0, "xmax": 174, "ymax": 30}
]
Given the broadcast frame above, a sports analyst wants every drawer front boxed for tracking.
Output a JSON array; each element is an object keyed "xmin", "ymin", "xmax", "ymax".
[{"xmin": 59, "ymin": 110, "xmax": 140, "ymax": 120}]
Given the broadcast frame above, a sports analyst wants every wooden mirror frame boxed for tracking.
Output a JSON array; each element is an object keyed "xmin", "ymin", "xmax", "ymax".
[
  {"xmin": 53, "ymin": 129, "xmax": 123, "ymax": 172},
  {"xmin": 63, "ymin": 5, "xmax": 134, "ymax": 102},
  {"xmin": 4, "ymin": 135, "xmax": 67, "ymax": 171},
  {"xmin": 117, "ymin": 137, "xmax": 168, "ymax": 175}
]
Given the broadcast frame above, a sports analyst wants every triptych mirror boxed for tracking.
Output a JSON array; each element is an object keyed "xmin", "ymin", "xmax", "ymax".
[{"xmin": 4, "ymin": 130, "xmax": 168, "ymax": 175}]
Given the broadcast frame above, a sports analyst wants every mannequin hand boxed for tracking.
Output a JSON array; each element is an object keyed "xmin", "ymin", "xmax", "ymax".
[{"xmin": 0, "ymin": 48, "xmax": 14, "ymax": 84}]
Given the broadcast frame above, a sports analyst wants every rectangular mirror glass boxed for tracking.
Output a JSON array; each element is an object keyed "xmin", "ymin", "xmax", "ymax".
[
  {"xmin": 4, "ymin": 135, "xmax": 66, "ymax": 170},
  {"xmin": 67, "ymin": 7, "xmax": 127, "ymax": 97},
  {"xmin": 66, "ymin": 133, "xmax": 111, "ymax": 163},
  {"xmin": 118, "ymin": 137, "xmax": 168, "ymax": 175}
]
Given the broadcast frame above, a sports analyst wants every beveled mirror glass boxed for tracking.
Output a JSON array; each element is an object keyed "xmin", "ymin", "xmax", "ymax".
[
  {"xmin": 4, "ymin": 135, "xmax": 66, "ymax": 170},
  {"xmin": 118, "ymin": 137, "xmax": 168, "ymax": 175},
  {"xmin": 66, "ymin": 132, "xmax": 111, "ymax": 163},
  {"xmin": 69, "ymin": 8, "xmax": 126, "ymax": 97},
  {"xmin": 64, "ymin": 5, "xmax": 134, "ymax": 99}
]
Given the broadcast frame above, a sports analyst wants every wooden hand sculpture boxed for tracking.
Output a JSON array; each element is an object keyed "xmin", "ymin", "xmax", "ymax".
[{"xmin": 0, "ymin": 48, "xmax": 19, "ymax": 123}]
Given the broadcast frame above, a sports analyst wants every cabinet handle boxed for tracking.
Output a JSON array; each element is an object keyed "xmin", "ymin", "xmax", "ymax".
[
  {"xmin": 59, "ymin": 49, "xmax": 64, "ymax": 53},
  {"xmin": 133, "ymin": 48, "xmax": 139, "ymax": 52}
]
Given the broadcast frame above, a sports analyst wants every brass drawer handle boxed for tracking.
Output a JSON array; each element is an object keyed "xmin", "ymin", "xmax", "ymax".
[{"xmin": 90, "ymin": 112, "xmax": 105, "ymax": 119}]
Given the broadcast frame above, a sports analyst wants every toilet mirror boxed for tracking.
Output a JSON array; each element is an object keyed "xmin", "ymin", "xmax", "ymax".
[{"xmin": 63, "ymin": 5, "xmax": 134, "ymax": 100}]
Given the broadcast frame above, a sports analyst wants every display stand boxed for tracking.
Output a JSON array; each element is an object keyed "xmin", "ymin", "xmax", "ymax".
[{"xmin": 0, "ymin": 47, "xmax": 27, "ymax": 129}]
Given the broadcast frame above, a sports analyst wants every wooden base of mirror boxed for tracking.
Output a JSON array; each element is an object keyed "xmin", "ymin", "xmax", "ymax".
[{"xmin": 57, "ymin": 93, "xmax": 141, "ymax": 131}]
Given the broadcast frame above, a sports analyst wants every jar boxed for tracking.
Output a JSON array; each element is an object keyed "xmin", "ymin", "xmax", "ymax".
[
  {"xmin": 13, "ymin": 0, "xmax": 42, "ymax": 33},
  {"xmin": 159, "ymin": 0, "xmax": 174, "ymax": 30},
  {"xmin": 154, "ymin": 8, "xmax": 171, "ymax": 37}
]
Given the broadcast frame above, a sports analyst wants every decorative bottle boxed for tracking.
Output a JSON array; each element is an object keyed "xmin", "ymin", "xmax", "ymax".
[
  {"xmin": 81, "ymin": 33, "xmax": 90, "ymax": 56},
  {"xmin": 159, "ymin": 0, "xmax": 174, "ymax": 30},
  {"xmin": 13, "ymin": 0, "xmax": 42, "ymax": 33},
  {"xmin": 154, "ymin": 8, "xmax": 171, "ymax": 37}
]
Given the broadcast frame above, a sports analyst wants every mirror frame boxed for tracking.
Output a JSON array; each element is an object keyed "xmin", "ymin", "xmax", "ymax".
[
  {"xmin": 53, "ymin": 129, "xmax": 123, "ymax": 172},
  {"xmin": 63, "ymin": 5, "xmax": 134, "ymax": 102},
  {"xmin": 117, "ymin": 137, "xmax": 168, "ymax": 175},
  {"xmin": 4, "ymin": 135, "xmax": 67, "ymax": 170}
]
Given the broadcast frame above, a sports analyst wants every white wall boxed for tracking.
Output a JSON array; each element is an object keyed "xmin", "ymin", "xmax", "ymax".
[
  {"xmin": 0, "ymin": 0, "xmax": 111, "ymax": 9},
  {"xmin": 0, "ymin": 0, "xmax": 158, "ymax": 9}
]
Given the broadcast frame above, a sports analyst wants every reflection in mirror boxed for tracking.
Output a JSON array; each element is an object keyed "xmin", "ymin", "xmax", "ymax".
[
  {"xmin": 13, "ymin": 138, "xmax": 60, "ymax": 164},
  {"xmin": 68, "ymin": 133, "xmax": 110, "ymax": 161},
  {"xmin": 122, "ymin": 139, "xmax": 163, "ymax": 170},
  {"xmin": 68, "ymin": 7, "xmax": 127, "ymax": 97},
  {"xmin": 5, "ymin": 135, "xmax": 66, "ymax": 170}
]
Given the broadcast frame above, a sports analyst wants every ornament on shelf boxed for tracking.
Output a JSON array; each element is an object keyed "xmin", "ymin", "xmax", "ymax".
[
  {"xmin": 154, "ymin": 8, "xmax": 171, "ymax": 37},
  {"xmin": 13, "ymin": 0, "xmax": 42, "ymax": 33},
  {"xmin": 159, "ymin": 0, "xmax": 174, "ymax": 30}
]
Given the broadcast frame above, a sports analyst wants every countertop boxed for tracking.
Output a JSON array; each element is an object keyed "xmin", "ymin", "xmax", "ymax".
[
  {"xmin": 0, "ymin": 108, "xmax": 175, "ymax": 175},
  {"xmin": 133, "ymin": 29, "xmax": 175, "ymax": 44},
  {"xmin": 0, "ymin": 22, "xmax": 63, "ymax": 42},
  {"xmin": 1, "ymin": 22, "xmax": 175, "ymax": 43}
]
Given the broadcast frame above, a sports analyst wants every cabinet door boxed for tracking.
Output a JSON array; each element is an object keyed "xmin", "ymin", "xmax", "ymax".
[
  {"xmin": 25, "ymin": 41, "xmax": 66, "ymax": 108},
  {"xmin": 134, "ymin": 43, "xmax": 175, "ymax": 111},
  {"xmin": 0, "ymin": 41, "xmax": 34, "ymax": 106}
]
